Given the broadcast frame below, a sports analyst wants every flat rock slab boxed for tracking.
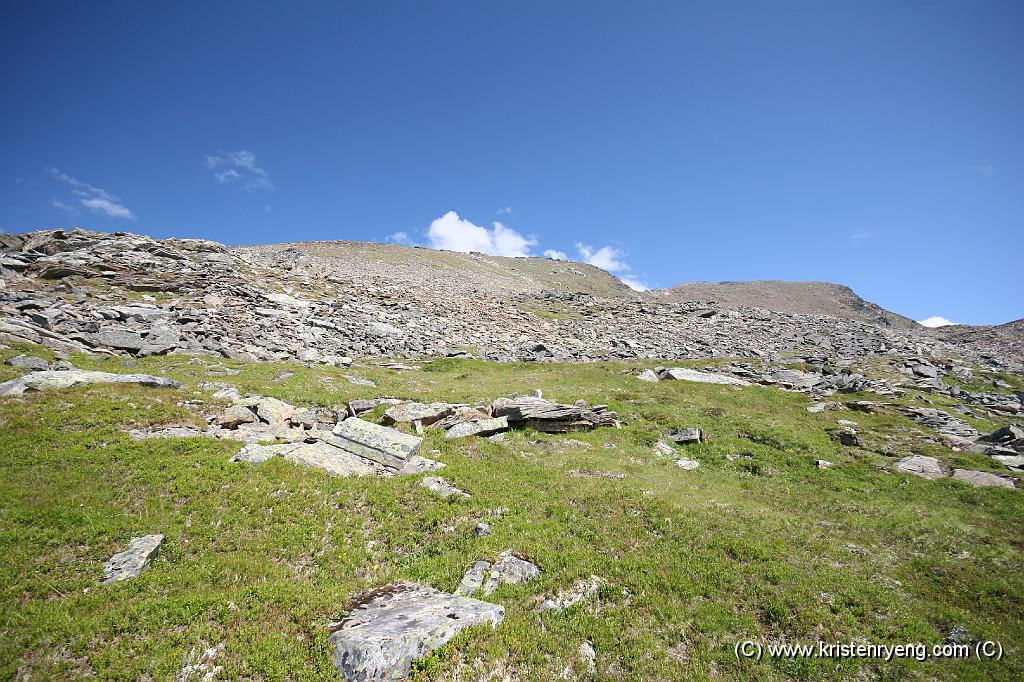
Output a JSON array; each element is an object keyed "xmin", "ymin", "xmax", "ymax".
[
  {"xmin": 420, "ymin": 476, "xmax": 469, "ymax": 499},
  {"xmin": 281, "ymin": 442, "xmax": 382, "ymax": 477},
  {"xmin": 330, "ymin": 417, "xmax": 422, "ymax": 469},
  {"xmin": 636, "ymin": 369, "xmax": 659, "ymax": 382},
  {"xmin": 329, "ymin": 583, "xmax": 504, "ymax": 681},
  {"xmin": 101, "ymin": 534, "xmax": 164, "ymax": 583},
  {"xmin": 659, "ymin": 368, "xmax": 751, "ymax": 386},
  {"xmin": 675, "ymin": 458, "xmax": 700, "ymax": 471},
  {"xmin": 383, "ymin": 402, "xmax": 457, "ymax": 426},
  {"xmin": 0, "ymin": 369, "xmax": 179, "ymax": 396},
  {"xmin": 894, "ymin": 455, "xmax": 946, "ymax": 480},
  {"xmin": 445, "ymin": 416, "xmax": 509, "ymax": 439},
  {"xmin": 952, "ymin": 469, "xmax": 1016, "ymax": 489},
  {"xmin": 993, "ymin": 455, "xmax": 1024, "ymax": 471}
]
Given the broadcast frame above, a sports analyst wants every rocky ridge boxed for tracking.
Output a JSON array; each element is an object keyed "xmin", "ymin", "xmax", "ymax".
[{"xmin": 1, "ymin": 228, "xmax": 1020, "ymax": 373}]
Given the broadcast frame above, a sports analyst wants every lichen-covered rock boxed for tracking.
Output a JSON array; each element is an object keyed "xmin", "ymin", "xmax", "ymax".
[
  {"xmin": 100, "ymin": 534, "xmax": 164, "ymax": 583},
  {"xmin": 0, "ymin": 369, "xmax": 179, "ymax": 396},
  {"xmin": 328, "ymin": 583, "xmax": 504, "ymax": 681},
  {"xmin": 675, "ymin": 458, "xmax": 700, "ymax": 471},
  {"xmin": 636, "ymin": 369, "xmax": 659, "ymax": 382},
  {"xmin": 329, "ymin": 417, "xmax": 422, "ymax": 469}
]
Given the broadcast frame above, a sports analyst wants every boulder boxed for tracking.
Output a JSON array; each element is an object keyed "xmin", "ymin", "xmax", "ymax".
[
  {"xmin": 894, "ymin": 455, "xmax": 946, "ymax": 480},
  {"xmin": 216, "ymin": 405, "xmax": 257, "ymax": 429},
  {"xmin": 636, "ymin": 369, "xmax": 659, "ymax": 382},
  {"xmin": 100, "ymin": 534, "xmax": 164, "ymax": 583},
  {"xmin": 6, "ymin": 354, "xmax": 49, "ymax": 371},
  {"xmin": 328, "ymin": 583, "xmax": 504, "ymax": 681},
  {"xmin": 0, "ymin": 369, "xmax": 178, "ymax": 396},
  {"xmin": 95, "ymin": 328, "xmax": 146, "ymax": 352},
  {"xmin": 255, "ymin": 396, "xmax": 297, "ymax": 426},
  {"xmin": 980, "ymin": 424, "xmax": 1024, "ymax": 449},
  {"xmin": 831, "ymin": 428, "xmax": 862, "ymax": 447},
  {"xmin": 445, "ymin": 416, "xmax": 509, "ymax": 439},
  {"xmin": 382, "ymin": 402, "xmax": 456, "ymax": 426},
  {"xmin": 675, "ymin": 458, "xmax": 700, "ymax": 470},
  {"xmin": 669, "ymin": 428, "xmax": 702, "ymax": 444}
]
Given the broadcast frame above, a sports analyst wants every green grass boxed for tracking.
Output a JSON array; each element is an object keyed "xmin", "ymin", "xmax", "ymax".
[{"xmin": 1, "ymin": 346, "xmax": 1021, "ymax": 680}]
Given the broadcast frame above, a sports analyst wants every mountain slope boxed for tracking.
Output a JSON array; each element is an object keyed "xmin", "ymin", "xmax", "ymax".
[
  {"xmin": 655, "ymin": 280, "xmax": 918, "ymax": 329},
  {"xmin": 235, "ymin": 240, "xmax": 636, "ymax": 298}
]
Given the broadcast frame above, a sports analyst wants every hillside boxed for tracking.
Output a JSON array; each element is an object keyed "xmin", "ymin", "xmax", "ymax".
[
  {"xmin": 236, "ymin": 240, "xmax": 637, "ymax": 298},
  {"xmin": 1, "ymin": 226, "xmax": 1023, "ymax": 680},
  {"xmin": 656, "ymin": 280, "xmax": 918, "ymax": 329}
]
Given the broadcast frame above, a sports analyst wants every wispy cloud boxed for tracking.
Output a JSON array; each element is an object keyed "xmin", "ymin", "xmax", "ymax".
[
  {"xmin": 496, "ymin": 206, "xmax": 513, "ymax": 215},
  {"xmin": 425, "ymin": 211, "xmax": 536, "ymax": 257},
  {"xmin": 47, "ymin": 167, "xmax": 137, "ymax": 220},
  {"xmin": 206, "ymin": 150, "xmax": 274, "ymax": 192},
  {"xmin": 972, "ymin": 164, "xmax": 995, "ymax": 177},
  {"xmin": 386, "ymin": 231, "xmax": 419, "ymax": 246},
  {"xmin": 918, "ymin": 316, "xmax": 957, "ymax": 328},
  {"xmin": 543, "ymin": 249, "xmax": 568, "ymax": 260},
  {"xmin": 849, "ymin": 230, "xmax": 875, "ymax": 244}
]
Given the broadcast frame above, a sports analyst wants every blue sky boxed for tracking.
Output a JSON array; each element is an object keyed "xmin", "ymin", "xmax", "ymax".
[{"xmin": 1, "ymin": 2, "xmax": 1021, "ymax": 325}]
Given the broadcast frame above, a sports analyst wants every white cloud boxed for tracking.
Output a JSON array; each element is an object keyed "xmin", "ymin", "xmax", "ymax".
[
  {"xmin": 849, "ymin": 230, "xmax": 875, "ymax": 244},
  {"xmin": 206, "ymin": 150, "xmax": 274, "ymax": 192},
  {"xmin": 425, "ymin": 211, "xmax": 536, "ymax": 257},
  {"xmin": 47, "ymin": 167, "xmax": 137, "ymax": 220},
  {"xmin": 973, "ymin": 164, "xmax": 995, "ymax": 177},
  {"xmin": 79, "ymin": 198, "xmax": 136, "ymax": 220},
  {"xmin": 496, "ymin": 206, "xmax": 512, "ymax": 215},
  {"xmin": 918, "ymin": 316, "xmax": 958, "ymax": 328},
  {"xmin": 573, "ymin": 243, "xmax": 648, "ymax": 290},
  {"xmin": 575, "ymin": 243, "xmax": 629, "ymax": 272},
  {"xmin": 386, "ymin": 231, "xmax": 419, "ymax": 246},
  {"xmin": 543, "ymin": 249, "xmax": 568, "ymax": 260},
  {"xmin": 621, "ymin": 277, "xmax": 649, "ymax": 292}
]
